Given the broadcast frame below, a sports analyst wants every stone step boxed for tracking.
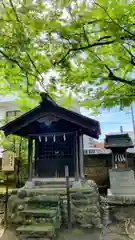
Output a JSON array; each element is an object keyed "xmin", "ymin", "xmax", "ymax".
[
  {"xmin": 19, "ymin": 209, "xmax": 61, "ymax": 227},
  {"xmin": 19, "ymin": 236, "xmax": 52, "ymax": 240},
  {"xmin": 33, "ymin": 178, "xmax": 73, "ymax": 188},
  {"xmin": 16, "ymin": 224, "xmax": 56, "ymax": 239},
  {"xmin": 35, "ymin": 184, "xmax": 67, "ymax": 189},
  {"xmin": 20, "ymin": 209, "xmax": 58, "ymax": 218},
  {"xmin": 28, "ymin": 195, "xmax": 60, "ymax": 202},
  {"xmin": 20, "ymin": 187, "xmax": 85, "ymax": 196},
  {"xmin": 18, "ymin": 237, "xmax": 51, "ymax": 240},
  {"xmin": 33, "ymin": 177, "xmax": 74, "ymax": 184},
  {"xmin": 20, "ymin": 188, "xmax": 67, "ymax": 196},
  {"xmin": 26, "ymin": 196, "xmax": 60, "ymax": 208}
]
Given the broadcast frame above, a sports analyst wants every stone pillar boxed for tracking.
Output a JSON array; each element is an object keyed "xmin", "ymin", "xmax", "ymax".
[
  {"xmin": 28, "ymin": 138, "xmax": 33, "ymax": 181},
  {"xmin": 79, "ymin": 135, "xmax": 84, "ymax": 179}
]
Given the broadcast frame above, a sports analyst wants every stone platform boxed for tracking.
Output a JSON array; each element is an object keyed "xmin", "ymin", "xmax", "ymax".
[
  {"xmin": 24, "ymin": 178, "xmax": 74, "ymax": 189},
  {"xmin": 107, "ymin": 168, "xmax": 135, "ymax": 205},
  {"xmin": 8, "ymin": 179, "xmax": 102, "ymax": 239},
  {"xmin": 109, "ymin": 168, "xmax": 135, "ymax": 196},
  {"xmin": 107, "ymin": 189, "xmax": 135, "ymax": 205}
]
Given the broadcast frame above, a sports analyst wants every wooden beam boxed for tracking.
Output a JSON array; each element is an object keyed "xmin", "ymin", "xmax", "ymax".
[{"xmin": 28, "ymin": 131, "xmax": 76, "ymax": 137}]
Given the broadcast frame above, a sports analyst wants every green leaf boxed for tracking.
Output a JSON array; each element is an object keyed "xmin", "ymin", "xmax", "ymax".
[{"xmin": 0, "ymin": 0, "xmax": 134, "ymax": 112}]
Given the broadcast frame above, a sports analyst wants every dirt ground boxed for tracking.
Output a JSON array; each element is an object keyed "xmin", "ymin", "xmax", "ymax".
[
  {"xmin": 1, "ymin": 230, "xmax": 17, "ymax": 240},
  {"xmin": 0, "ymin": 224, "xmax": 130, "ymax": 240},
  {"xmin": 0, "ymin": 197, "xmax": 133, "ymax": 240}
]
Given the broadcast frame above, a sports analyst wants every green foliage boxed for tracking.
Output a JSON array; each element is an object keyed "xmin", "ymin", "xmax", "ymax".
[
  {"xmin": 0, "ymin": 0, "xmax": 135, "ymax": 111},
  {"xmin": 0, "ymin": 115, "xmax": 28, "ymax": 186}
]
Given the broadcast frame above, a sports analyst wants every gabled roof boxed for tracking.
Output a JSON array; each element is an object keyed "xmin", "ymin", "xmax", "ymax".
[
  {"xmin": 104, "ymin": 133, "xmax": 134, "ymax": 149},
  {"xmin": 0, "ymin": 93, "xmax": 101, "ymax": 139}
]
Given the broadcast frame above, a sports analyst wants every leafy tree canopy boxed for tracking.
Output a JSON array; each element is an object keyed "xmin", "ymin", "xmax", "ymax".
[{"xmin": 0, "ymin": 0, "xmax": 135, "ymax": 112}]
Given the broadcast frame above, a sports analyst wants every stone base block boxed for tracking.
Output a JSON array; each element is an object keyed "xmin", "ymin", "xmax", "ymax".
[
  {"xmin": 23, "ymin": 181, "xmax": 35, "ymax": 189},
  {"xmin": 107, "ymin": 188, "xmax": 135, "ymax": 204}
]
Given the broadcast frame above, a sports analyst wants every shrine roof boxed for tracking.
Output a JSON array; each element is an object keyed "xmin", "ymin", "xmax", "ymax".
[
  {"xmin": 104, "ymin": 133, "xmax": 134, "ymax": 149},
  {"xmin": 0, "ymin": 93, "xmax": 101, "ymax": 139}
]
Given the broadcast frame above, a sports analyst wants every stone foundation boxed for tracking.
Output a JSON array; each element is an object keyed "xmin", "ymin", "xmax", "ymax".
[
  {"xmin": 61, "ymin": 186, "xmax": 101, "ymax": 228},
  {"xmin": 7, "ymin": 179, "xmax": 102, "ymax": 238}
]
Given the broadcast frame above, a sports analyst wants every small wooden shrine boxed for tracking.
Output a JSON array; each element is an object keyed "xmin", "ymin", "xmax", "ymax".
[
  {"xmin": 104, "ymin": 133, "xmax": 134, "ymax": 168},
  {"xmin": 0, "ymin": 93, "xmax": 101, "ymax": 181}
]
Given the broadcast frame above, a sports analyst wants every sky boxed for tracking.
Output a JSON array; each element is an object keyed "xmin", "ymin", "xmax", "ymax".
[{"xmin": 81, "ymin": 105, "xmax": 135, "ymax": 140}]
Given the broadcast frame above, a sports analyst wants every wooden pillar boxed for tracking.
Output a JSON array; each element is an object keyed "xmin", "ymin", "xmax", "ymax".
[
  {"xmin": 34, "ymin": 139, "xmax": 39, "ymax": 177},
  {"xmin": 28, "ymin": 138, "xmax": 33, "ymax": 181},
  {"xmin": 112, "ymin": 152, "xmax": 115, "ymax": 168},
  {"xmin": 125, "ymin": 151, "xmax": 128, "ymax": 168},
  {"xmin": 75, "ymin": 132, "xmax": 79, "ymax": 181},
  {"xmin": 79, "ymin": 135, "xmax": 84, "ymax": 179}
]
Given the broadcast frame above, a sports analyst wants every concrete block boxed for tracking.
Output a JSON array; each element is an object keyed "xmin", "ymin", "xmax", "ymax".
[
  {"xmin": 109, "ymin": 168, "xmax": 135, "ymax": 196},
  {"xmin": 23, "ymin": 181, "xmax": 35, "ymax": 189}
]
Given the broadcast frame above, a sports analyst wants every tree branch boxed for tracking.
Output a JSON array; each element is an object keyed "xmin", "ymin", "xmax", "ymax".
[
  {"xmin": 0, "ymin": 18, "xmax": 12, "ymax": 22},
  {"xmin": 55, "ymin": 40, "xmax": 115, "ymax": 64},
  {"xmin": 98, "ymin": 36, "xmax": 112, "ymax": 42},
  {"xmin": 94, "ymin": 1, "xmax": 135, "ymax": 38},
  {"xmin": 122, "ymin": 44, "xmax": 134, "ymax": 58},
  {"xmin": 26, "ymin": 53, "xmax": 40, "ymax": 76},
  {"xmin": 93, "ymin": 84, "xmax": 135, "ymax": 109},
  {"xmin": 9, "ymin": 0, "xmax": 20, "ymax": 22},
  {"xmin": 0, "ymin": 50, "xmax": 23, "ymax": 69},
  {"xmin": 108, "ymin": 71, "xmax": 135, "ymax": 86},
  {"xmin": 56, "ymin": 27, "xmax": 134, "ymax": 66},
  {"xmin": 0, "ymin": 49, "xmax": 44, "ymax": 92},
  {"xmin": 88, "ymin": 19, "xmax": 100, "ymax": 24},
  {"xmin": 83, "ymin": 25, "xmax": 89, "ymax": 44},
  {"xmin": 122, "ymin": 44, "xmax": 135, "ymax": 66},
  {"xmin": 0, "ymin": 49, "xmax": 37, "ymax": 78},
  {"xmin": 91, "ymin": 50, "xmax": 135, "ymax": 86},
  {"xmin": 8, "ymin": 0, "xmax": 48, "ymax": 93}
]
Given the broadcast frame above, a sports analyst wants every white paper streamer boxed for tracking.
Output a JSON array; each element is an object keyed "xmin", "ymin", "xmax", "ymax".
[
  {"xmin": 39, "ymin": 136, "xmax": 41, "ymax": 142},
  {"xmin": 45, "ymin": 136, "xmax": 48, "ymax": 142},
  {"xmin": 63, "ymin": 134, "xmax": 66, "ymax": 141}
]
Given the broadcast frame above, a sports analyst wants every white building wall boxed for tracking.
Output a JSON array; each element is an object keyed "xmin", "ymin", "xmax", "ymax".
[
  {"xmin": 83, "ymin": 135, "xmax": 96, "ymax": 149},
  {"xmin": 0, "ymin": 95, "xmax": 17, "ymax": 119},
  {"xmin": 0, "ymin": 102, "xmax": 17, "ymax": 120},
  {"xmin": 0, "ymin": 98, "xmax": 17, "ymax": 156}
]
